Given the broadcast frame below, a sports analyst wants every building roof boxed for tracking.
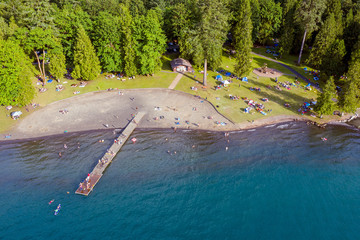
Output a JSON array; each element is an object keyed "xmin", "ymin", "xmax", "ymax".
[{"xmin": 170, "ymin": 58, "xmax": 192, "ymax": 69}]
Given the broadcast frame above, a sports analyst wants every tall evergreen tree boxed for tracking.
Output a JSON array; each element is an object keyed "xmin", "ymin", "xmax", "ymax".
[
  {"xmin": 233, "ymin": 0, "xmax": 253, "ymax": 76},
  {"xmin": 185, "ymin": 0, "xmax": 229, "ymax": 86},
  {"xmin": 18, "ymin": 0, "xmax": 56, "ymax": 29},
  {"xmin": 0, "ymin": 39, "xmax": 35, "ymax": 106},
  {"xmin": 118, "ymin": 5, "xmax": 136, "ymax": 76},
  {"xmin": 323, "ymin": 0, "xmax": 343, "ymax": 36},
  {"xmin": 315, "ymin": 76, "xmax": 336, "ymax": 115},
  {"xmin": 92, "ymin": 11, "xmax": 122, "ymax": 72},
  {"xmin": 257, "ymin": 0, "xmax": 282, "ymax": 44},
  {"xmin": 321, "ymin": 39, "xmax": 346, "ymax": 78},
  {"xmin": 295, "ymin": 0, "xmax": 327, "ymax": 64},
  {"xmin": 132, "ymin": 9, "xmax": 166, "ymax": 75},
  {"xmin": 340, "ymin": 80, "xmax": 359, "ymax": 113},
  {"xmin": 48, "ymin": 42, "xmax": 66, "ymax": 81},
  {"xmin": 55, "ymin": 5, "xmax": 93, "ymax": 64},
  {"xmin": 306, "ymin": 13, "xmax": 337, "ymax": 68},
  {"xmin": 279, "ymin": 0, "xmax": 299, "ymax": 55},
  {"xmin": 250, "ymin": 0, "xmax": 261, "ymax": 42},
  {"xmin": 339, "ymin": 39, "xmax": 360, "ymax": 112},
  {"xmin": 72, "ymin": 26, "xmax": 101, "ymax": 80},
  {"xmin": 343, "ymin": 10, "xmax": 360, "ymax": 64}
]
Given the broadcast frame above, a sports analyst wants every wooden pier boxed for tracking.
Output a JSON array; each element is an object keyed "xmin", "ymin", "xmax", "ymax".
[{"xmin": 75, "ymin": 112, "xmax": 145, "ymax": 196}]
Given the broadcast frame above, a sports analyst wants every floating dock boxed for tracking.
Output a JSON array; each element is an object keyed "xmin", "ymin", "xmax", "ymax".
[{"xmin": 75, "ymin": 112, "xmax": 145, "ymax": 196}]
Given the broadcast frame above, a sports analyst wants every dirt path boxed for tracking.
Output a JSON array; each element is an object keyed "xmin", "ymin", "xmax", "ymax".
[{"xmin": 168, "ymin": 73, "xmax": 183, "ymax": 89}]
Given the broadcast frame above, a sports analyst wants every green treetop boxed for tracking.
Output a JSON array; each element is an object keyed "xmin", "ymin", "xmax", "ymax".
[
  {"xmin": 295, "ymin": 0, "xmax": 327, "ymax": 64},
  {"xmin": 92, "ymin": 11, "xmax": 122, "ymax": 73},
  {"xmin": 72, "ymin": 26, "xmax": 101, "ymax": 80},
  {"xmin": 185, "ymin": 0, "xmax": 229, "ymax": 86},
  {"xmin": 132, "ymin": 9, "xmax": 166, "ymax": 75},
  {"xmin": 233, "ymin": 0, "xmax": 253, "ymax": 76},
  {"xmin": 306, "ymin": 13, "xmax": 337, "ymax": 68},
  {"xmin": 0, "ymin": 39, "xmax": 35, "ymax": 106},
  {"xmin": 339, "ymin": 39, "xmax": 360, "ymax": 112},
  {"xmin": 55, "ymin": 5, "xmax": 93, "ymax": 64},
  {"xmin": 118, "ymin": 5, "xmax": 137, "ymax": 77},
  {"xmin": 257, "ymin": 0, "xmax": 282, "ymax": 45},
  {"xmin": 315, "ymin": 76, "xmax": 336, "ymax": 115}
]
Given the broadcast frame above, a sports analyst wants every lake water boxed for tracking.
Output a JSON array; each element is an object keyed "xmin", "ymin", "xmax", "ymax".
[{"xmin": 0, "ymin": 122, "xmax": 359, "ymax": 239}]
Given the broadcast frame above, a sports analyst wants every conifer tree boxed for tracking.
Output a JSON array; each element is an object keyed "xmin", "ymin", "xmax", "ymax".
[
  {"xmin": 92, "ymin": 11, "xmax": 122, "ymax": 72},
  {"xmin": 306, "ymin": 13, "xmax": 337, "ymax": 68},
  {"xmin": 133, "ymin": 9, "xmax": 166, "ymax": 75},
  {"xmin": 279, "ymin": 0, "xmax": 299, "ymax": 56},
  {"xmin": 340, "ymin": 80, "xmax": 359, "ymax": 113},
  {"xmin": 344, "ymin": 10, "xmax": 360, "ymax": 64},
  {"xmin": 339, "ymin": 39, "xmax": 360, "ymax": 112},
  {"xmin": 72, "ymin": 26, "xmax": 101, "ymax": 80},
  {"xmin": 0, "ymin": 39, "xmax": 35, "ymax": 106},
  {"xmin": 186, "ymin": 0, "xmax": 229, "ymax": 86},
  {"xmin": 119, "ymin": 5, "xmax": 136, "ymax": 76},
  {"xmin": 323, "ymin": 0, "xmax": 343, "ymax": 36},
  {"xmin": 315, "ymin": 76, "xmax": 336, "ymax": 115},
  {"xmin": 48, "ymin": 43, "xmax": 66, "ymax": 81},
  {"xmin": 321, "ymin": 39, "xmax": 346, "ymax": 78},
  {"xmin": 295, "ymin": 0, "xmax": 327, "ymax": 64},
  {"xmin": 233, "ymin": 0, "xmax": 253, "ymax": 76}
]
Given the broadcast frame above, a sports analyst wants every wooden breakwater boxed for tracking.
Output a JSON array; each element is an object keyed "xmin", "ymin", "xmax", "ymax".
[{"xmin": 75, "ymin": 112, "xmax": 145, "ymax": 196}]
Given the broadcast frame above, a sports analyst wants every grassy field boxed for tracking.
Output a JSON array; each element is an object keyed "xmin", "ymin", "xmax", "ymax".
[
  {"xmin": 251, "ymin": 47, "xmax": 324, "ymax": 88},
  {"xmin": 175, "ymin": 52, "xmax": 319, "ymax": 123},
  {"xmin": 1, "ymin": 51, "xmax": 326, "ymax": 133}
]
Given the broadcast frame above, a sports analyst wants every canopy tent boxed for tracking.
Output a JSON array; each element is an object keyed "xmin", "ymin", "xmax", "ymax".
[
  {"xmin": 221, "ymin": 80, "xmax": 230, "ymax": 85},
  {"xmin": 10, "ymin": 111, "xmax": 22, "ymax": 119},
  {"xmin": 215, "ymin": 75, "xmax": 223, "ymax": 80},
  {"xmin": 225, "ymin": 72, "xmax": 231, "ymax": 77},
  {"xmin": 242, "ymin": 77, "xmax": 248, "ymax": 82}
]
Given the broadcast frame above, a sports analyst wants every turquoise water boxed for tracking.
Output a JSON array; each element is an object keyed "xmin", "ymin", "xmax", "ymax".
[{"xmin": 0, "ymin": 122, "xmax": 360, "ymax": 239}]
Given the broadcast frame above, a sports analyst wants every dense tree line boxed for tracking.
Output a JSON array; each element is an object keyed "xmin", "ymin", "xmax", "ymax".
[{"xmin": 0, "ymin": 0, "xmax": 359, "ymax": 112}]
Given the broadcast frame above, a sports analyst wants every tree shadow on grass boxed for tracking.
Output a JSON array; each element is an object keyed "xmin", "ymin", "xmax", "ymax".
[
  {"xmin": 182, "ymin": 73, "xmax": 204, "ymax": 84},
  {"xmin": 242, "ymin": 81, "xmax": 313, "ymax": 115}
]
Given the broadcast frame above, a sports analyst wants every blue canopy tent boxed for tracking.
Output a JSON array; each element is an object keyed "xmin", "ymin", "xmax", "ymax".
[
  {"xmin": 225, "ymin": 72, "xmax": 231, "ymax": 77},
  {"xmin": 242, "ymin": 77, "xmax": 248, "ymax": 82},
  {"xmin": 215, "ymin": 75, "xmax": 223, "ymax": 80}
]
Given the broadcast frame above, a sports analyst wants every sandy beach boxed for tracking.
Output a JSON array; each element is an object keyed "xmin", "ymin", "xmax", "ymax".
[{"xmin": 3, "ymin": 88, "xmax": 357, "ymax": 141}]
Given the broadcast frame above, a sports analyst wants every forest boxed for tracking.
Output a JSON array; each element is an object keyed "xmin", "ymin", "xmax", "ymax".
[{"xmin": 0, "ymin": 0, "xmax": 359, "ymax": 113}]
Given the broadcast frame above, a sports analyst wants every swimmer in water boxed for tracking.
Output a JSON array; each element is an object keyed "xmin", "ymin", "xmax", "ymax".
[
  {"xmin": 59, "ymin": 152, "xmax": 62, "ymax": 157},
  {"xmin": 64, "ymin": 144, "xmax": 67, "ymax": 149},
  {"xmin": 225, "ymin": 147, "xmax": 228, "ymax": 151}
]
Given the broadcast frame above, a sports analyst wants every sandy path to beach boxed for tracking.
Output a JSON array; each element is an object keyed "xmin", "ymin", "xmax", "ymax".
[{"xmin": 9, "ymin": 89, "xmax": 238, "ymax": 140}]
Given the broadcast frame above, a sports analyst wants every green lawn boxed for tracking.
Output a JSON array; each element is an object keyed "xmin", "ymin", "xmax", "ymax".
[
  {"xmin": 251, "ymin": 47, "xmax": 325, "ymax": 88},
  {"xmin": 175, "ymin": 54, "xmax": 319, "ymax": 123}
]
